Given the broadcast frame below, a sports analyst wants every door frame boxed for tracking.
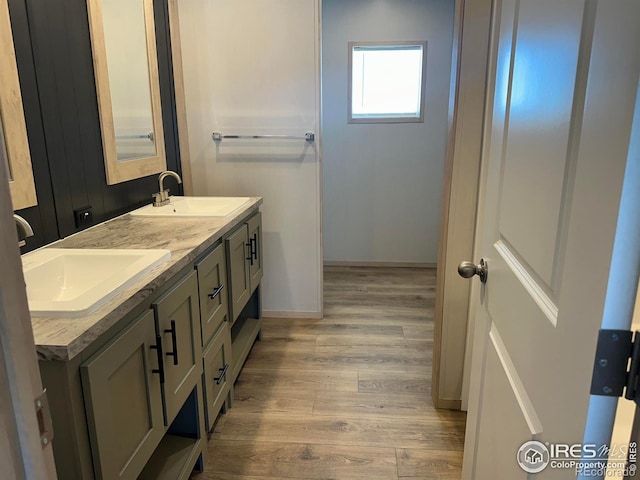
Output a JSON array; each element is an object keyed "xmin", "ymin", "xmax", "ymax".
[
  {"xmin": 0, "ymin": 143, "xmax": 57, "ymax": 478},
  {"xmin": 432, "ymin": 0, "xmax": 493, "ymax": 410}
]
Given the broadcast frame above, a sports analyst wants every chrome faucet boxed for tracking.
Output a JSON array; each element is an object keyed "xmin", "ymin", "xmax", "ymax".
[
  {"xmin": 13, "ymin": 214, "xmax": 34, "ymax": 247},
  {"xmin": 153, "ymin": 170, "xmax": 182, "ymax": 207}
]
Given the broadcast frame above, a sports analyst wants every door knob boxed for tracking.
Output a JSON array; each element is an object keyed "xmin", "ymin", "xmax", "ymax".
[{"xmin": 457, "ymin": 258, "xmax": 488, "ymax": 283}]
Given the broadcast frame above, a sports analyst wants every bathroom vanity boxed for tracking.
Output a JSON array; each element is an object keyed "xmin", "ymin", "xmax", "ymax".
[{"xmin": 31, "ymin": 197, "xmax": 263, "ymax": 480}]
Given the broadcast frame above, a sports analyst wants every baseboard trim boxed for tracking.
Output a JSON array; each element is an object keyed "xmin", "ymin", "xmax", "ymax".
[
  {"xmin": 434, "ymin": 397, "xmax": 462, "ymax": 411},
  {"xmin": 324, "ymin": 261, "xmax": 437, "ymax": 268},
  {"xmin": 262, "ymin": 310, "xmax": 324, "ymax": 319}
]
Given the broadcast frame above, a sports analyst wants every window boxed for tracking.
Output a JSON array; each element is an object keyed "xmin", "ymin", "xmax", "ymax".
[{"xmin": 348, "ymin": 42, "xmax": 427, "ymax": 124}]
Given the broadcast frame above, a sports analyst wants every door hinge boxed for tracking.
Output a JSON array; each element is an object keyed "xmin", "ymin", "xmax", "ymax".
[
  {"xmin": 590, "ymin": 329, "xmax": 640, "ymax": 405},
  {"xmin": 34, "ymin": 389, "xmax": 54, "ymax": 448}
]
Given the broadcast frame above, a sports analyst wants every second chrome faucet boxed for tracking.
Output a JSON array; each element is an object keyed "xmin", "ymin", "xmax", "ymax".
[
  {"xmin": 14, "ymin": 214, "xmax": 34, "ymax": 247},
  {"xmin": 153, "ymin": 170, "xmax": 182, "ymax": 207}
]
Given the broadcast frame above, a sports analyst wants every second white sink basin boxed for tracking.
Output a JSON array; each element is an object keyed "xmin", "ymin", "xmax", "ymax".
[
  {"xmin": 130, "ymin": 196, "xmax": 251, "ymax": 218},
  {"xmin": 22, "ymin": 248, "xmax": 171, "ymax": 318}
]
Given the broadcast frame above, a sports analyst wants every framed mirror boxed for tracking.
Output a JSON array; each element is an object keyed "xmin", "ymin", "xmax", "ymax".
[
  {"xmin": 87, "ymin": 0, "xmax": 166, "ymax": 185},
  {"xmin": 0, "ymin": 0, "xmax": 37, "ymax": 210}
]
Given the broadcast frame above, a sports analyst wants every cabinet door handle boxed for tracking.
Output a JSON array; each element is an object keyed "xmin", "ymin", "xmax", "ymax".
[
  {"xmin": 214, "ymin": 363, "xmax": 229, "ymax": 385},
  {"xmin": 208, "ymin": 284, "xmax": 224, "ymax": 300},
  {"xmin": 251, "ymin": 234, "xmax": 258, "ymax": 261},
  {"xmin": 164, "ymin": 320, "xmax": 179, "ymax": 366},
  {"xmin": 246, "ymin": 243, "xmax": 254, "ymax": 266},
  {"xmin": 150, "ymin": 335, "xmax": 165, "ymax": 384}
]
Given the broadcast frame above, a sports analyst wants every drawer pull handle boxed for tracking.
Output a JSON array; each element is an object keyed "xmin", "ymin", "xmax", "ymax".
[
  {"xmin": 214, "ymin": 363, "xmax": 229, "ymax": 385},
  {"xmin": 208, "ymin": 284, "xmax": 224, "ymax": 300},
  {"xmin": 150, "ymin": 335, "xmax": 165, "ymax": 384},
  {"xmin": 164, "ymin": 320, "xmax": 179, "ymax": 366},
  {"xmin": 250, "ymin": 234, "xmax": 258, "ymax": 261}
]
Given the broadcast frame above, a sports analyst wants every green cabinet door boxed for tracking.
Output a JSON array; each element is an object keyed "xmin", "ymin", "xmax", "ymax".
[
  {"xmin": 247, "ymin": 211, "xmax": 263, "ymax": 292},
  {"xmin": 81, "ymin": 310, "xmax": 164, "ymax": 480},
  {"xmin": 196, "ymin": 244, "xmax": 228, "ymax": 347},
  {"xmin": 226, "ymin": 224, "xmax": 251, "ymax": 323},
  {"xmin": 153, "ymin": 271, "xmax": 202, "ymax": 425},
  {"xmin": 202, "ymin": 323, "xmax": 232, "ymax": 431}
]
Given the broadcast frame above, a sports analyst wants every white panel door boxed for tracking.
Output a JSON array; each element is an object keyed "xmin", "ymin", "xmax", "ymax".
[
  {"xmin": 463, "ymin": 0, "xmax": 640, "ymax": 478},
  {"xmin": 177, "ymin": 0, "xmax": 322, "ymax": 316}
]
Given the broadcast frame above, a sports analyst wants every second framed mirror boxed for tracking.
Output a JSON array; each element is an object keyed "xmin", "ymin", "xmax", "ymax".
[
  {"xmin": 87, "ymin": 0, "xmax": 166, "ymax": 185},
  {"xmin": 0, "ymin": 0, "xmax": 37, "ymax": 210}
]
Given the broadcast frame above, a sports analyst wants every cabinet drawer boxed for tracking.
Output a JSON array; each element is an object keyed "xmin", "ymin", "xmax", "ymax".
[
  {"xmin": 202, "ymin": 323, "xmax": 232, "ymax": 431},
  {"xmin": 196, "ymin": 244, "xmax": 228, "ymax": 347},
  {"xmin": 81, "ymin": 310, "xmax": 164, "ymax": 480},
  {"xmin": 153, "ymin": 271, "xmax": 202, "ymax": 425}
]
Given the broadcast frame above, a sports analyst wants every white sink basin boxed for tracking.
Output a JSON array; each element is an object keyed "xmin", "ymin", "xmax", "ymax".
[
  {"xmin": 130, "ymin": 196, "xmax": 251, "ymax": 218},
  {"xmin": 22, "ymin": 249, "xmax": 171, "ymax": 318}
]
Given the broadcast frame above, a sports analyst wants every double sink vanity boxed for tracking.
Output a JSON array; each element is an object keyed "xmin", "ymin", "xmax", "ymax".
[{"xmin": 25, "ymin": 194, "xmax": 264, "ymax": 480}]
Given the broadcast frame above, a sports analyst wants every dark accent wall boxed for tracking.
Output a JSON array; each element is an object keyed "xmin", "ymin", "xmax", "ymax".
[{"xmin": 8, "ymin": 0, "xmax": 182, "ymax": 252}]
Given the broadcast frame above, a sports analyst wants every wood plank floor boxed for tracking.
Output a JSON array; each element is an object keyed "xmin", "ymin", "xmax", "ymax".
[{"xmin": 193, "ymin": 267, "xmax": 466, "ymax": 479}]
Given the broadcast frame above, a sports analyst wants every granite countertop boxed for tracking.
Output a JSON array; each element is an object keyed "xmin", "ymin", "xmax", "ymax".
[{"xmin": 32, "ymin": 197, "xmax": 262, "ymax": 362}]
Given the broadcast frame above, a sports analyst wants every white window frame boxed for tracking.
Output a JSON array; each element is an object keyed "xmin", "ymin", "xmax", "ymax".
[{"xmin": 347, "ymin": 41, "xmax": 428, "ymax": 124}]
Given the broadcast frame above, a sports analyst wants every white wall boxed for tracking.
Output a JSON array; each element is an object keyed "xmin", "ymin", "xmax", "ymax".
[
  {"xmin": 177, "ymin": 0, "xmax": 322, "ymax": 316},
  {"xmin": 322, "ymin": 0, "xmax": 455, "ymax": 263}
]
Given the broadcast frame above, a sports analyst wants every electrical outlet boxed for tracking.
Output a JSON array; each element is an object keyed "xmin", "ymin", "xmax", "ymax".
[{"xmin": 74, "ymin": 206, "xmax": 93, "ymax": 228}]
